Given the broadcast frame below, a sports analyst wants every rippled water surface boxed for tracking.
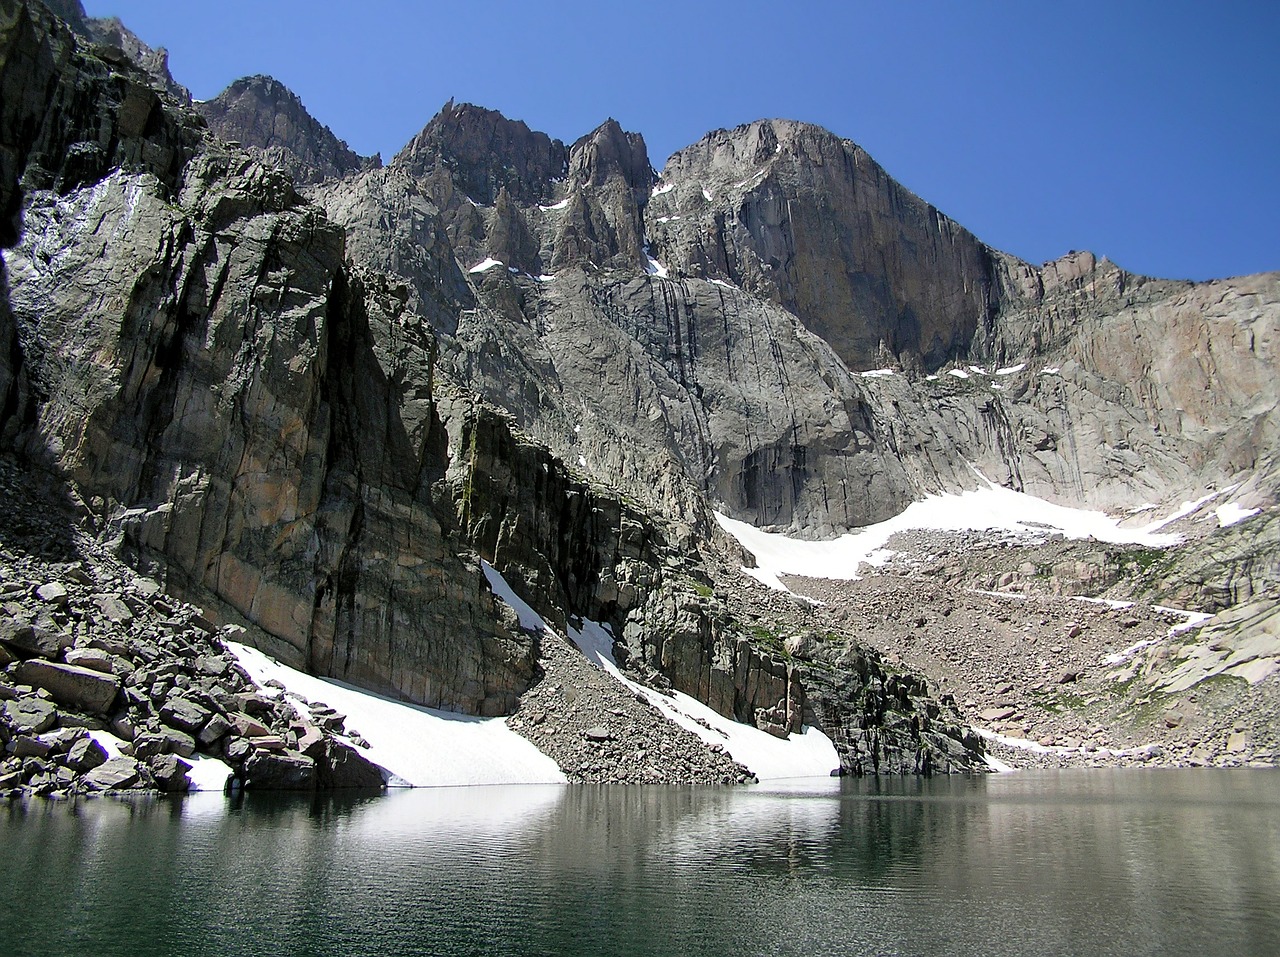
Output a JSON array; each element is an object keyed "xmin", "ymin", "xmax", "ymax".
[{"xmin": 3, "ymin": 771, "xmax": 1278, "ymax": 956}]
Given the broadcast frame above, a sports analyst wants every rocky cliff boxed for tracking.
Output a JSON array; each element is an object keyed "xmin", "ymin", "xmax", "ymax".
[{"xmin": 3, "ymin": 0, "xmax": 1276, "ymax": 779}]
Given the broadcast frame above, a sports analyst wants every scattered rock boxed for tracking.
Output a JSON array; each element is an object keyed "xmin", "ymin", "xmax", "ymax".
[{"xmin": 14, "ymin": 660, "xmax": 120, "ymax": 713}]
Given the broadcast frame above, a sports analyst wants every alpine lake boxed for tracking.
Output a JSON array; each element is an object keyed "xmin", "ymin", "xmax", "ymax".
[{"xmin": 2, "ymin": 769, "xmax": 1277, "ymax": 957}]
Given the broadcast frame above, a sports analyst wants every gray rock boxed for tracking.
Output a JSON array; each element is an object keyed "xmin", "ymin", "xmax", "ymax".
[
  {"xmin": 96, "ymin": 596, "xmax": 134, "ymax": 625},
  {"xmin": 159, "ymin": 697, "xmax": 211, "ymax": 733},
  {"xmin": 13, "ymin": 660, "xmax": 120, "ymax": 713},
  {"xmin": 0, "ymin": 620, "xmax": 70, "ymax": 660},
  {"xmin": 196, "ymin": 712, "xmax": 232, "ymax": 747},
  {"xmin": 63, "ymin": 648, "xmax": 114, "ymax": 673},
  {"xmin": 9, "ymin": 735, "xmax": 53, "ymax": 758},
  {"xmin": 318, "ymin": 740, "xmax": 386, "ymax": 789},
  {"xmin": 197, "ymin": 75, "xmax": 374, "ymax": 187},
  {"xmin": 160, "ymin": 728, "xmax": 196, "ymax": 758},
  {"xmin": 147, "ymin": 753, "xmax": 191, "ymax": 792},
  {"xmin": 243, "ymin": 749, "xmax": 316, "ymax": 790},
  {"xmin": 65, "ymin": 736, "xmax": 108, "ymax": 772},
  {"xmin": 84, "ymin": 756, "xmax": 143, "ymax": 790},
  {"xmin": 35, "ymin": 582, "xmax": 68, "ymax": 604},
  {"xmin": 3, "ymin": 697, "xmax": 57, "ymax": 734}
]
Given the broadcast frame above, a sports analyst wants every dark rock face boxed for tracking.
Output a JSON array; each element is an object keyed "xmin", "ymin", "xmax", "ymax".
[
  {"xmin": 37, "ymin": 0, "xmax": 189, "ymax": 102},
  {"xmin": 197, "ymin": 75, "xmax": 376, "ymax": 186}
]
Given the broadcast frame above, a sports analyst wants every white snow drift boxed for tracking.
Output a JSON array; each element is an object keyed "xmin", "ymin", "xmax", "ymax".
[
  {"xmin": 716, "ymin": 476, "xmax": 1187, "ymax": 591},
  {"xmin": 226, "ymin": 641, "xmax": 567, "ymax": 788}
]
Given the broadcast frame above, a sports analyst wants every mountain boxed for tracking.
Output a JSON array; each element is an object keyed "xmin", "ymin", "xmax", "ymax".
[{"xmin": 2, "ymin": 0, "xmax": 1276, "ymax": 783}]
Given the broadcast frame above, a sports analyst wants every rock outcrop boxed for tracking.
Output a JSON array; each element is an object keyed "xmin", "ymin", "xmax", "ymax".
[
  {"xmin": 2, "ymin": 3, "xmax": 534, "ymax": 715},
  {"xmin": 197, "ymin": 74, "xmax": 377, "ymax": 186}
]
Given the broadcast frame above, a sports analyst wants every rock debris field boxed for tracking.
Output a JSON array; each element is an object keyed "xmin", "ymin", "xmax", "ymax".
[
  {"xmin": 713, "ymin": 526, "xmax": 1279, "ymax": 771},
  {"xmin": 0, "ymin": 458, "xmax": 383, "ymax": 801}
]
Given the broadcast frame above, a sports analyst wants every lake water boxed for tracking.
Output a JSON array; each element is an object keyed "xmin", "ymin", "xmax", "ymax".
[{"xmin": 2, "ymin": 770, "xmax": 1278, "ymax": 956}]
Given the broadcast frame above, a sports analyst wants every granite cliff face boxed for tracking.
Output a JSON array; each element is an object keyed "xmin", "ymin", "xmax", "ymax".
[{"xmin": 3, "ymin": 0, "xmax": 1276, "ymax": 777}]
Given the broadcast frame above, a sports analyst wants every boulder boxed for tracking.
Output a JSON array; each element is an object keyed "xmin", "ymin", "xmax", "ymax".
[
  {"xmin": 196, "ymin": 712, "xmax": 232, "ymax": 747},
  {"xmin": 159, "ymin": 727, "xmax": 196, "ymax": 758},
  {"xmin": 64, "ymin": 648, "xmax": 114, "ymax": 673},
  {"xmin": 65, "ymin": 736, "xmax": 108, "ymax": 772},
  {"xmin": 148, "ymin": 753, "xmax": 191, "ymax": 792},
  {"xmin": 159, "ymin": 697, "xmax": 211, "ymax": 733},
  {"xmin": 14, "ymin": 660, "xmax": 120, "ymax": 713},
  {"xmin": 0, "ymin": 620, "xmax": 70, "ymax": 660},
  {"xmin": 3, "ymin": 697, "xmax": 58, "ymax": 734},
  {"xmin": 243, "ymin": 749, "xmax": 316, "ymax": 790},
  {"xmin": 84, "ymin": 756, "xmax": 143, "ymax": 790},
  {"xmin": 230, "ymin": 712, "xmax": 271, "ymax": 737},
  {"xmin": 318, "ymin": 741, "xmax": 386, "ymax": 789},
  {"xmin": 35, "ymin": 583, "xmax": 68, "ymax": 604},
  {"xmin": 9, "ymin": 736, "xmax": 53, "ymax": 759},
  {"xmin": 223, "ymin": 737, "xmax": 252, "ymax": 765}
]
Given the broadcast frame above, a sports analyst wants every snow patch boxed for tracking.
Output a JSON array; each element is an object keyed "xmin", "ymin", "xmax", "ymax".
[
  {"xmin": 859, "ymin": 369, "xmax": 895, "ymax": 379},
  {"xmin": 715, "ymin": 477, "xmax": 1183, "ymax": 590},
  {"xmin": 1040, "ymin": 367, "xmax": 1061, "ymax": 375},
  {"xmin": 535, "ymin": 274, "xmax": 556, "ymax": 283},
  {"xmin": 538, "ymin": 198, "xmax": 570, "ymax": 211},
  {"xmin": 227, "ymin": 639, "xmax": 565, "ymax": 788},
  {"xmin": 948, "ymin": 369, "xmax": 970, "ymax": 379},
  {"xmin": 708, "ymin": 278, "xmax": 735, "ymax": 288},
  {"xmin": 996, "ymin": 363, "xmax": 1026, "ymax": 375},
  {"xmin": 644, "ymin": 249, "xmax": 669, "ymax": 278},
  {"xmin": 1145, "ymin": 487, "xmax": 1234, "ymax": 531},
  {"xmin": 651, "ymin": 182, "xmax": 674, "ymax": 196},
  {"xmin": 702, "ymin": 188, "xmax": 714, "ymax": 202},
  {"xmin": 468, "ymin": 257, "xmax": 503, "ymax": 274},
  {"xmin": 1216, "ymin": 503, "xmax": 1260, "ymax": 527}
]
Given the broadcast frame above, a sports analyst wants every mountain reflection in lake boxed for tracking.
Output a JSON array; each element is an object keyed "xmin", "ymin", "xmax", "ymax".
[{"xmin": 2, "ymin": 771, "xmax": 1277, "ymax": 956}]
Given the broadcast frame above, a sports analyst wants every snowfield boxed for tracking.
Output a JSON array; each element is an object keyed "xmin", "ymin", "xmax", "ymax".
[
  {"xmin": 226, "ymin": 642, "xmax": 567, "ymax": 788},
  {"xmin": 715, "ymin": 476, "xmax": 1187, "ymax": 591}
]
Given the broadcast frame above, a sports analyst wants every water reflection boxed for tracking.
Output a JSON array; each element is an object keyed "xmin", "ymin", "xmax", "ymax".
[{"xmin": 2, "ymin": 772, "xmax": 1278, "ymax": 957}]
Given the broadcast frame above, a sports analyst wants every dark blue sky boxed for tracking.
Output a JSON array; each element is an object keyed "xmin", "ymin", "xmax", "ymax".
[{"xmin": 83, "ymin": 0, "xmax": 1279, "ymax": 282}]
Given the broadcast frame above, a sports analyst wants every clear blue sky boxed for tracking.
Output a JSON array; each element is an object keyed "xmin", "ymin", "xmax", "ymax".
[{"xmin": 82, "ymin": 0, "xmax": 1279, "ymax": 282}]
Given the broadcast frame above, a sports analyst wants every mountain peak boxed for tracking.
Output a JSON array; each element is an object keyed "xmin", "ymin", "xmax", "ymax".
[
  {"xmin": 196, "ymin": 74, "xmax": 374, "ymax": 186},
  {"xmin": 569, "ymin": 118, "xmax": 653, "ymax": 193},
  {"xmin": 393, "ymin": 101, "xmax": 567, "ymax": 206}
]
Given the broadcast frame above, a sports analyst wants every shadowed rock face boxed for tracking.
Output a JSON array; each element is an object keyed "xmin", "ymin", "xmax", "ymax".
[
  {"xmin": 1, "ymin": 3, "xmax": 536, "ymax": 715},
  {"xmin": 197, "ymin": 74, "xmax": 376, "ymax": 186}
]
